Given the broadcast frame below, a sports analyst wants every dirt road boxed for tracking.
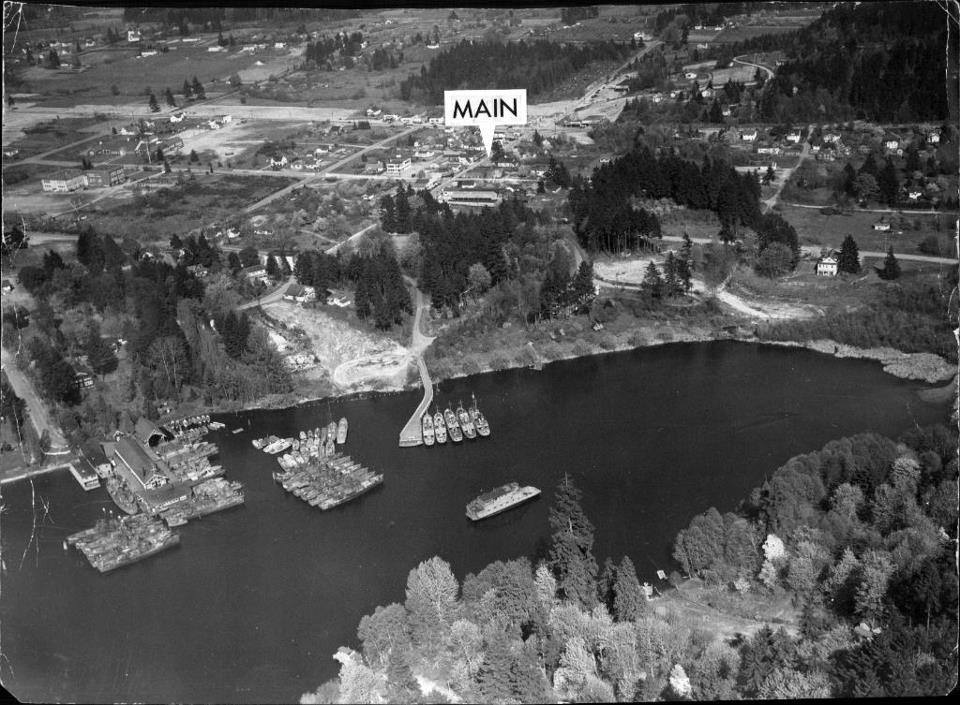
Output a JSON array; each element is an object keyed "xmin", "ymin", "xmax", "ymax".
[
  {"xmin": 0, "ymin": 348, "xmax": 69, "ymax": 452},
  {"xmin": 236, "ymin": 275, "xmax": 295, "ymax": 311}
]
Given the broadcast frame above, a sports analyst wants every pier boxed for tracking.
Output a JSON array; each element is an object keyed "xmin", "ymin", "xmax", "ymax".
[{"xmin": 398, "ymin": 284, "xmax": 436, "ymax": 447}]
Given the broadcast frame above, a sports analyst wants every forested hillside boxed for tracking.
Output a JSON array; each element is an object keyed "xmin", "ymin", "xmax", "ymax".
[
  {"xmin": 399, "ymin": 39, "xmax": 630, "ymax": 103},
  {"xmin": 758, "ymin": 1, "xmax": 950, "ymax": 122},
  {"xmin": 303, "ymin": 424, "xmax": 957, "ymax": 703}
]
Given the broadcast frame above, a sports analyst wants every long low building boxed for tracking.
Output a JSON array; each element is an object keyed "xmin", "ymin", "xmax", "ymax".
[{"xmin": 438, "ymin": 189, "xmax": 501, "ymax": 207}]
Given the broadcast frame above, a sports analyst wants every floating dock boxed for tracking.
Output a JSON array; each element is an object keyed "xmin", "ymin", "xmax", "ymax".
[{"xmin": 398, "ymin": 355, "xmax": 433, "ymax": 447}]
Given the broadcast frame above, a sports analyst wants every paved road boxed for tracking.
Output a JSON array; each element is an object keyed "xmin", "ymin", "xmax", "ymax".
[
  {"xmin": 659, "ymin": 235, "xmax": 959, "ymax": 263},
  {"xmin": 779, "ymin": 201, "xmax": 955, "ymax": 216},
  {"xmin": 242, "ymin": 125, "xmax": 421, "ymax": 214},
  {"xmin": 325, "ymin": 222, "xmax": 377, "ymax": 256},
  {"xmin": 235, "ymin": 275, "xmax": 296, "ymax": 311},
  {"xmin": 0, "ymin": 348, "xmax": 69, "ymax": 452}
]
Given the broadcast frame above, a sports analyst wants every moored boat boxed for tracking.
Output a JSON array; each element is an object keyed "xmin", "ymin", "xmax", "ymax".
[
  {"xmin": 456, "ymin": 401, "xmax": 477, "ymax": 439},
  {"xmin": 337, "ymin": 417, "xmax": 348, "ymax": 444},
  {"xmin": 326, "ymin": 422, "xmax": 337, "ymax": 443},
  {"xmin": 422, "ymin": 413, "xmax": 435, "ymax": 446},
  {"xmin": 433, "ymin": 410, "xmax": 447, "ymax": 444},
  {"xmin": 444, "ymin": 406, "xmax": 463, "ymax": 443},
  {"xmin": 470, "ymin": 393, "xmax": 491, "ymax": 437}
]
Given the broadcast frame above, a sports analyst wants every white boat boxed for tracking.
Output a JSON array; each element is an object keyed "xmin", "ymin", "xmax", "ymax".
[
  {"xmin": 263, "ymin": 438, "xmax": 292, "ymax": 455},
  {"xmin": 466, "ymin": 483, "xmax": 540, "ymax": 521},
  {"xmin": 336, "ymin": 417, "xmax": 348, "ymax": 444},
  {"xmin": 433, "ymin": 410, "xmax": 447, "ymax": 444},
  {"xmin": 422, "ymin": 413, "xmax": 435, "ymax": 446}
]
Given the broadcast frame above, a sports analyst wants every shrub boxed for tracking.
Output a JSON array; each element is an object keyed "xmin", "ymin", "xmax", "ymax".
[
  {"xmin": 599, "ymin": 334, "xmax": 618, "ymax": 350},
  {"xmin": 461, "ymin": 356, "xmax": 481, "ymax": 375},
  {"xmin": 573, "ymin": 340, "xmax": 594, "ymax": 356},
  {"xmin": 488, "ymin": 354, "xmax": 510, "ymax": 370}
]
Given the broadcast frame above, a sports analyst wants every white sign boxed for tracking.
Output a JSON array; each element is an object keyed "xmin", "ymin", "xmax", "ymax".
[{"xmin": 444, "ymin": 89, "xmax": 527, "ymax": 158}]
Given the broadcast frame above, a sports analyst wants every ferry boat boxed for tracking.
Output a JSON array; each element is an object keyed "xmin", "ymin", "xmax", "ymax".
[
  {"xmin": 444, "ymin": 406, "xmax": 463, "ymax": 443},
  {"xmin": 421, "ymin": 413, "xmax": 435, "ymax": 446},
  {"xmin": 69, "ymin": 463, "xmax": 101, "ymax": 491},
  {"xmin": 456, "ymin": 401, "xmax": 477, "ymax": 439},
  {"xmin": 336, "ymin": 417, "xmax": 348, "ymax": 445},
  {"xmin": 470, "ymin": 394, "xmax": 491, "ymax": 438},
  {"xmin": 433, "ymin": 410, "xmax": 447, "ymax": 444},
  {"xmin": 465, "ymin": 483, "xmax": 540, "ymax": 521}
]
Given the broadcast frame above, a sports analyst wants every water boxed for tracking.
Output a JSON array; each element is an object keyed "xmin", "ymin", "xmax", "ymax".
[{"xmin": 0, "ymin": 342, "xmax": 948, "ymax": 703}]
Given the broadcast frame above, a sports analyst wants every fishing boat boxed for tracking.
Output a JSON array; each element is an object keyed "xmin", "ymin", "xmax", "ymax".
[
  {"xmin": 444, "ymin": 406, "xmax": 463, "ymax": 443},
  {"xmin": 433, "ymin": 409, "xmax": 447, "ymax": 444},
  {"xmin": 470, "ymin": 393, "xmax": 491, "ymax": 437},
  {"xmin": 336, "ymin": 417, "xmax": 348, "ymax": 445},
  {"xmin": 299, "ymin": 431, "xmax": 307, "ymax": 441},
  {"xmin": 326, "ymin": 422, "xmax": 337, "ymax": 444},
  {"xmin": 325, "ymin": 437, "xmax": 336, "ymax": 456},
  {"xmin": 456, "ymin": 401, "xmax": 477, "ymax": 439},
  {"xmin": 421, "ymin": 413, "xmax": 435, "ymax": 446}
]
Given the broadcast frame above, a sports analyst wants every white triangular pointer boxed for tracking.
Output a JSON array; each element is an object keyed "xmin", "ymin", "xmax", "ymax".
[{"xmin": 479, "ymin": 123, "xmax": 496, "ymax": 158}]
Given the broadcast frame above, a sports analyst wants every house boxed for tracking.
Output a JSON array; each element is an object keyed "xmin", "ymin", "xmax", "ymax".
[
  {"xmin": 786, "ymin": 131, "xmax": 802, "ymax": 144},
  {"xmin": 633, "ymin": 30, "xmax": 652, "ymax": 41},
  {"xmin": 270, "ymin": 155, "xmax": 289, "ymax": 169},
  {"xmin": 365, "ymin": 108, "xmax": 382, "ymax": 117},
  {"xmin": 241, "ymin": 264, "xmax": 268, "ymax": 283},
  {"xmin": 816, "ymin": 253, "xmax": 838, "ymax": 277},
  {"xmin": 1, "ymin": 280, "xmax": 14, "ymax": 294},
  {"xmin": 884, "ymin": 139, "xmax": 899, "ymax": 150},
  {"xmin": 823, "ymin": 132, "xmax": 841, "ymax": 143},
  {"xmin": 385, "ymin": 157, "xmax": 412, "ymax": 176},
  {"xmin": 873, "ymin": 220, "xmax": 891, "ymax": 231},
  {"xmin": 84, "ymin": 166, "xmax": 125, "ymax": 188},
  {"xmin": 127, "ymin": 29, "xmax": 141, "ymax": 42},
  {"xmin": 169, "ymin": 113, "xmax": 184, "ymax": 123},
  {"xmin": 283, "ymin": 283, "xmax": 316, "ymax": 303},
  {"xmin": 41, "ymin": 169, "xmax": 87, "ymax": 192},
  {"xmin": 908, "ymin": 190, "xmax": 923, "ymax": 201},
  {"xmin": 684, "ymin": 71, "xmax": 698, "ymax": 80},
  {"xmin": 74, "ymin": 371, "xmax": 95, "ymax": 390},
  {"xmin": 928, "ymin": 131, "xmax": 941, "ymax": 144},
  {"xmin": 757, "ymin": 146, "xmax": 782, "ymax": 155}
]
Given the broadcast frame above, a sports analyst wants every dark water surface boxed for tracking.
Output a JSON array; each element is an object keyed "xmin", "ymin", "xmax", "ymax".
[{"xmin": 0, "ymin": 342, "xmax": 948, "ymax": 703}]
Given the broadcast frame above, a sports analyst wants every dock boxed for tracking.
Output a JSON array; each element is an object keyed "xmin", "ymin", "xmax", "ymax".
[{"xmin": 398, "ymin": 354, "xmax": 433, "ymax": 447}]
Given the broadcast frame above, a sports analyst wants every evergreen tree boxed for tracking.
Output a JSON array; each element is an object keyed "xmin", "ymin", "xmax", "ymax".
[
  {"xmin": 877, "ymin": 159, "xmax": 900, "ymax": 206},
  {"xmin": 182, "ymin": 79, "xmax": 194, "ymax": 99},
  {"xmin": 191, "ymin": 76, "xmax": 205, "ymax": 99},
  {"xmin": 85, "ymin": 330, "xmax": 119, "ymax": 377},
  {"xmin": 612, "ymin": 556, "xmax": 645, "ymax": 622},
  {"xmin": 876, "ymin": 246, "xmax": 901, "ymax": 280},
  {"xmin": 164, "ymin": 87, "xmax": 176, "ymax": 107},
  {"xmin": 640, "ymin": 261, "xmax": 664, "ymax": 299},
  {"xmin": 477, "ymin": 633, "xmax": 516, "ymax": 702},
  {"xmin": 548, "ymin": 474, "xmax": 599, "ymax": 608},
  {"xmin": 663, "ymin": 251, "xmax": 680, "ymax": 296},
  {"xmin": 266, "ymin": 255, "xmax": 280, "ymax": 279},
  {"xmin": 148, "ymin": 92, "xmax": 160, "ymax": 112},
  {"xmin": 838, "ymin": 234, "xmax": 861, "ymax": 274}
]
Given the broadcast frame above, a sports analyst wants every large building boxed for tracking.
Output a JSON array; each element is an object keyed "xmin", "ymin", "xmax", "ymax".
[
  {"xmin": 439, "ymin": 189, "xmax": 501, "ymax": 207},
  {"xmin": 84, "ymin": 166, "xmax": 126, "ymax": 188},
  {"xmin": 41, "ymin": 170, "xmax": 87, "ymax": 192},
  {"xmin": 385, "ymin": 157, "xmax": 412, "ymax": 176}
]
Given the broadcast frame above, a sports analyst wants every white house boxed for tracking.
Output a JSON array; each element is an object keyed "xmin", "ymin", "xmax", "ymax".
[
  {"xmin": 283, "ymin": 283, "xmax": 316, "ymax": 303},
  {"xmin": 884, "ymin": 139, "xmax": 899, "ymax": 150},
  {"xmin": 823, "ymin": 132, "xmax": 841, "ymax": 143},
  {"xmin": 786, "ymin": 131, "xmax": 802, "ymax": 143},
  {"xmin": 127, "ymin": 29, "xmax": 141, "ymax": 42},
  {"xmin": 908, "ymin": 190, "xmax": 922, "ymax": 200},
  {"xmin": 816, "ymin": 253, "xmax": 838, "ymax": 277},
  {"xmin": 684, "ymin": 71, "xmax": 698, "ymax": 80},
  {"xmin": 270, "ymin": 155, "xmax": 288, "ymax": 168},
  {"xmin": 873, "ymin": 220, "xmax": 891, "ymax": 231},
  {"xmin": 928, "ymin": 131, "xmax": 941, "ymax": 144}
]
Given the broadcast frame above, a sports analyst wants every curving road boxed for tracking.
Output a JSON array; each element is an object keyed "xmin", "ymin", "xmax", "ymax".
[
  {"xmin": 236, "ymin": 275, "xmax": 296, "ymax": 311},
  {"xmin": 732, "ymin": 54, "xmax": 775, "ymax": 82}
]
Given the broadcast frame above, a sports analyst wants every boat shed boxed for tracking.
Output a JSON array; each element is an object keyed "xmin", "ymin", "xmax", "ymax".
[{"xmin": 135, "ymin": 417, "xmax": 165, "ymax": 447}]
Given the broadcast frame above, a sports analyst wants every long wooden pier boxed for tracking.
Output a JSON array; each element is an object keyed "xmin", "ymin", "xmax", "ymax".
[{"xmin": 398, "ymin": 354, "xmax": 433, "ymax": 447}]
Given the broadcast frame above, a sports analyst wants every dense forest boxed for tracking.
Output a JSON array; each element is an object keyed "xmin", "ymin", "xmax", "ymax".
[
  {"xmin": 6, "ymin": 227, "xmax": 292, "ymax": 453},
  {"xmin": 302, "ymin": 424, "xmax": 956, "ymax": 703},
  {"xmin": 398, "ymin": 39, "xmax": 630, "ymax": 103},
  {"xmin": 757, "ymin": 2, "xmax": 950, "ymax": 122},
  {"xmin": 567, "ymin": 147, "xmax": 761, "ymax": 252}
]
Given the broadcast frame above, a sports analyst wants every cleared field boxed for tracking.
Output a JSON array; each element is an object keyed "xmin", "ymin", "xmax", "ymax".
[
  {"xmin": 711, "ymin": 24, "xmax": 806, "ymax": 43},
  {"xmin": 776, "ymin": 203, "xmax": 957, "ymax": 253},
  {"xmin": 709, "ymin": 64, "xmax": 757, "ymax": 86},
  {"xmin": 19, "ymin": 44, "xmax": 270, "ymax": 107}
]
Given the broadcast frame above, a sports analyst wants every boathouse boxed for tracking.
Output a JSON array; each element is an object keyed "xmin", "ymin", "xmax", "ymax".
[{"xmin": 135, "ymin": 417, "xmax": 165, "ymax": 447}]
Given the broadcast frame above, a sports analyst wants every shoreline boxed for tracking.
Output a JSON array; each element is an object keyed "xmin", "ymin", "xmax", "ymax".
[{"xmin": 208, "ymin": 332, "xmax": 956, "ymax": 418}]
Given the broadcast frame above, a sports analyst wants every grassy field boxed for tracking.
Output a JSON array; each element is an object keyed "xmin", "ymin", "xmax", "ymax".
[
  {"xmin": 711, "ymin": 24, "xmax": 805, "ymax": 44},
  {"xmin": 85, "ymin": 173, "xmax": 296, "ymax": 244},
  {"xmin": 7, "ymin": 116, "xmax": 104, "ymax": 158},
  {"xmin": 776, "ymin": 203, "xmax": 956, "ymax": 253},
  {"xmin": 19, "ymin": 44, "xmax": 266, "ymax": 107}
]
